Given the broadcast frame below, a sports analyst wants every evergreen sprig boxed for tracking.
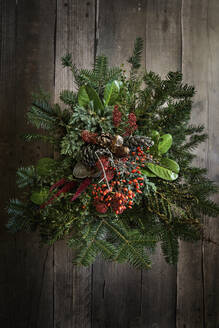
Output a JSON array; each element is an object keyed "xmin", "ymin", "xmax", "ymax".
[{"xmin": 128, "ymin": 37, "xmax": 144, "ymax": 70}]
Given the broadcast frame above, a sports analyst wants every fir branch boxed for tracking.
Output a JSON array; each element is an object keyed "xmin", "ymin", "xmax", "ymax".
[
  {"xmin": 21, "ymin": 133, "xmax": 55, "ymax": 144},
  {"xmin": 60, "ymin": 90, "xmax": 77, "ymax": 107},
  {"xmin": 161, "ymin": 229, "xmax": 179, "ymax": 265},
  {"xmin": 16, "ymin": 166, "xmax": 36, "ymax": 189},
  {"xmin": 27, "ymin": 100, "xmax": 57, "ymax": 130},
  {"xmin": 7, "ymin": 199, "xmax": 33, "ymax": 233},
  {"xmin": 128, "ymin": 37, "xmax": 144, "ymax": 70},
  {"xmin": 61, "ymin": 53, "xmax": 73, "ymax": 67}
]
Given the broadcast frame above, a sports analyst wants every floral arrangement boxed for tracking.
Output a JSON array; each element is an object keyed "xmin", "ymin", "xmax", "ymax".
[{"xmin": 7, "ymin": 38, "xmax": 219, "ymax": 269}]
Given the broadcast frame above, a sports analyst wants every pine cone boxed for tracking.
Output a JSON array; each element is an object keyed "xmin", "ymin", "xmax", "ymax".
[
  {"xmin": 82, "ymin": 144, "xmax": 111, "ymax": 167},
  {"xmin": 96, "ymin": 133, "xmax": 112, "ymax": 148},
  {"xmin": 124, "ymin": 135, "xmax": 154, "ymax": 149}
]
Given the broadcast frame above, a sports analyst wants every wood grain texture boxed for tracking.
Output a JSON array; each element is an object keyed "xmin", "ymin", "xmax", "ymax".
[
  {"xmin": 0, "ymin": 0, "xmax": 56, "ymax": 327},
  {"xmin": 201, "ymin": 1, "xmax": 219, "ymax": 327},
  {"xmin": 0, "ymin": 0, "xmax": 16, "ymax": 232},
  {"xmin": 0, "ymin": 1, "xmax": 219, "ymax": 327},
  {"xmin": 54, "ymin": 1, "xmax": 95, "ymax": 327},
  {"xmin": 177, "ymin": 1, "xmax": 209, "ymax": 327},
  {"xmin": 0, "ymin": 1, "xmax": 17, "ymax": 327},
  {"xmin": 15, "ymin": 1, "xmax": 55, "ymax": 326},
  {"xmin": 96, "ymin": 0, "xmax": 147, "ymax": 68},
  {"xmin": 92, "ymin": 259, "xmax": 142, "ymax": 328},
  {"xmin": 55, "ymin": 0, "xmax": 95, "ymax": 102},
  {"xmin": 141, "ymin": 1, "xmax": 181, "ymax": 327},
  {"xmin": 145, "ymin": 0, "xmax": 182, "ymax": 74},
  {"xmin": 92, "ymin": 1, "xmax": 145, "ymax": 327}
]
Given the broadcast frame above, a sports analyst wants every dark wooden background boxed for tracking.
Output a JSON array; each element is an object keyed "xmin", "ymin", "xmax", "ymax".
[{"xmin": 1, "ymin": 0, "xmax": 219, "ymax": 327}]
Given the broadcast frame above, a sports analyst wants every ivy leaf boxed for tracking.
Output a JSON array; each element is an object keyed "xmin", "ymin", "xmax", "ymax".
[
  {"xmin": 36, "ymin": 157, "xmax": 56, "ymax": 177},
  {"xmin": 158, "ymin": 134, "xmax": 172, "ymax": 154},
  {"xmin": 78, "ymin": 86, "xmax": 90, "ymax": 107},
  {"xmin": 160, "ymin": 158, "xmax": 180, "ymax": 174},
  {"xmin": 30, "ymin": 188, "xmax": 49, "ymax": 205},
  {"xmin": 146, "ymin": 163, "xmax": 178, "ymax": 181},
  {"xmin": 104, "ymin": 80, "xmax": 122, "ymax": 106}
]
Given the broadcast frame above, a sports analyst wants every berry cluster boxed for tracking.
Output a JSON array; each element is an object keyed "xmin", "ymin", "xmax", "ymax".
[
  {"xmin": 113, "ymin": 105, "xmax": 122, "ymax": 127},
  {"xmin": 91, "ymin": 146, "xmax": 152, "ymax": 215},
  {"xmin": 124, "ymin": 112, "xmax": 138, "ymax": 136},
  {"xmin": 92, "ymin": 172, "xmax": 145, "ymax": 215},
  {"xmin": 130, "ymin": 146, "xmax": 153, "ymax": 166}
]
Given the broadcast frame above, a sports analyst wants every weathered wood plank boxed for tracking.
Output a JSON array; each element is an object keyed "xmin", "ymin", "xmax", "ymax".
[
  {"xmin": 15, "ymin": 1, "xmax": 56, "ymax": 326},
  {"xmin": 0, "ymin": 1, "xmax": 16, "ymax": 231},
  {"xmin": 0, "ymin": 0, "xmax": 56, "ymax": 327},
  {"xmin": 0, "ymin": 1, "xmax": 17, "ymax": 327},
  {"xmin": 92, "ymin": 1, "xmax": 146, "ymax": 327},
  {"xmin": 54, "ymin": 1, "xmax": 95, "ymax": 327},
  {"xmin": 177, "ymin": 1, "xmax": 210, "ymax": 327},
  {"xmin": 141, "ymin": 1, "xmax": 182, "ymax": 327},
  {"xmin": 202, "ymin": 1, "xmax": 219, "ymax": 327},
  {"xmin": 145, "ymin": 0, "xmax": 182, "ymax": 75}
]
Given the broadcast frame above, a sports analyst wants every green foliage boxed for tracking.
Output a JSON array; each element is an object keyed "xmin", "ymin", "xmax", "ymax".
[
  {"xmin": 78, "ymin": 85, "xmax": 104, "ymax": 112},
  {"xmin": 146, "ymin": 163, "xmax": 178, "ymax": 181},
  {"xmin": 6, "ymin": 38, "xmax": 219, "ymax": 270},
  {"xmin": 104, "ymin": 80, "xmax": 122, "ymax": 106},
  {"xmin": 7, "ymin": 199, "xmax": 34, "ymax": 233},
  {"xmin": 21, "ymin": 133, "xmax": 55, "ymax": 144},
  {"xmin": 61, "ymin": 53, "xmax": 72, "ymax": 67},
  {"xmin": 158, "ymin": 134, "xmax": 173, "ymax": 154},
  {"xmin": 27, "ymin": 99, "xmax": 57, "ymax": 130},
  {"xmin": 160, "ymin": 158, "xmax": 180, "ymax": 174},
  {"xmin": 30, "ymin": 188, "xmax": 50, "ymax": 205},
  {"xmin": 36, "ymin": 157, "xmax": 56, "ymax": 177},
  {"xmin": 60, "ymin": 90, "xmax": 77, "ymax": 108},
  {"xmin": 62, "ymin": 53, "xmax": 122, "ymax": 95},
  {"xmin": 71, "ymin": 218, "xmax": 152, "ymax": 269},
  {"xmin": 128, "ymin": 37, "xmax": 144, "ymax": 70},
  {"xmin": 16, "ymin": 166, "xmax": 36, "ymax": 188},
  {"xmin": 161, "ymin": 229, "xmax": 179, "ymax": 265}
]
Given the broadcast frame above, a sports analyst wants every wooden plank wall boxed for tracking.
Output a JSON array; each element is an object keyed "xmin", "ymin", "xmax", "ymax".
[{"xmin": 0, "ymin": 1, "xmax": 219, "ymax": 327}]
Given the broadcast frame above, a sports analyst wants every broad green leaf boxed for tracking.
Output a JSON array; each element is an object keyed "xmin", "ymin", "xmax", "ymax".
[
  {"xmin": 151, "ymin": 130, "xmax": 160, "ymax": 142},
  {"xmin": 149, "ymin": 131, "xmax": 160, "ymax": 154},
  {"xmin": 147, "ymin": 163, "xmax": 178, "ymax": 181},
  {"xmin": 36, "ymin": 157, "xmax": 56, "ymax": 176},
  {"xmin": 104, "ymin": 80, "xmax": 121, "ymax": 106},
  {"xmin": 160, "ymin": 158, "xmax": 180, "ymax": 174},
  {"xmin": 158, "ymin": 134, "xmax": 172, "ymax": 154},
  {"xmin": 85, "ymin": 85, "xmax": 104, "ymax": 111},
  {"xmin": 140, "ymin": 169, "xmax": 156, "ymax": 177},
  {"xmin": 30, "ymin": 188, "xmax": 49, "ymax": 205},
  {"xmin": 78, "ymin": 86, "xmax": 90, "ymax": 107}
]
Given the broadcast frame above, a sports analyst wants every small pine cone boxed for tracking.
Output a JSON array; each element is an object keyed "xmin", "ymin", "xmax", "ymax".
[
  {"xmin": 124, "ymin": 135, "xmax": 154, "ymax": 149},
  {"xmin": 96, "ymin": 133, "xmax": 113, "ymax": 148},
  {"xmin": 82, "ymin": 144, "xmax": 110, "ymax": 167},
  {"xmin": 82, "ymin": 144, "xmax": 99, "ymax": 167}
]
